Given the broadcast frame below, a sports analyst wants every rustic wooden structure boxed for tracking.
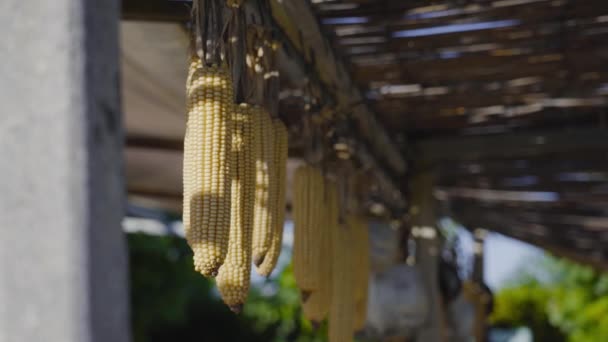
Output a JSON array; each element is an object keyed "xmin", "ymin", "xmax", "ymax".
[{"xmin": 121, "ymin": 0, "xmax": 608, "ymax": 270}]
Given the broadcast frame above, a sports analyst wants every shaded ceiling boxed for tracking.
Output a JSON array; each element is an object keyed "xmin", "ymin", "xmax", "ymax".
[{"xmin": 310, "ymin": 0, "xmax": 608, "ymax": 139}]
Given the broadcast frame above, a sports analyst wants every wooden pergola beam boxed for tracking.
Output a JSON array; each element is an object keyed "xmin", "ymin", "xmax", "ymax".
[
  {"xmin": 449, "ymin": 206, "xmax": 608, "ymax": 272},
  {"xmin": 267, "ymin": 0, "xmax": 408, "ymax": 176},
  {"xmin": 418, "ymin": 128, "xmax": 608, "ymax": 162},
  {"xmin": 447, "ymin": 199, "xmax": 608, "ymax": 232},
  {"xmin": 353, "ymin": 48, "xmax": 608, "ymax": 83},
  {"xmin": 122, "ymin": 0, "xmax": 189, "ymax": 22}
]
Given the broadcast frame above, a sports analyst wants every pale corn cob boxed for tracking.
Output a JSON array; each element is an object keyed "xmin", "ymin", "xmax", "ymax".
[
  {"xmin": 216, "ymin": 103, "xmax": 258, "ymax": 313},
  {"xmin": 182, "ymin": 58, "xmax": 202, "ymax": 258},
  {"xmin": 292, "ymin": 165, "xmax": 325, "ymax": 294},
  {"xmin": 184, "ymin": 57, "xmax": 233, "ymax": 277},
  {"xmin": 251, "ymin": 108, "xmax": 275, "ymax": 267},
  {"xmin": 351, "ymin": 216, "xmax": 370, "ymax": 332},
  {"xmin": 302, "ymin": 180, "xmax": 337, "ymax": 324},
  {"xmin": 257, "ymin": 118, "xmax": 288, "ymax": 276},
  {"xmin": 292, "ymin": 166, "xmax": 309, "ymax": 291},
  {"xmin": 329, "ymin": 221, "xmax": 355, "ymax": 342}
]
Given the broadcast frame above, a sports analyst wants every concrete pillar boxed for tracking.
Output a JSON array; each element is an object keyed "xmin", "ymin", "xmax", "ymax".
[
  {"xmin": 410, "ymin": 171, "xmax": 445, "ymax": 342},
  {"xmin": 0, "ymin": 1, "xmax": 130, "ymax": 342}
]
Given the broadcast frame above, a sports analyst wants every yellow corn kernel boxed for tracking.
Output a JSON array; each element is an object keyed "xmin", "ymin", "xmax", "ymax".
[
  {"xmin": 184, "ymin": 57, "xmax": 233, "ymax": 277},
  {"xmin": 216, "ymin": 103, "xmax": 258, "ymax": 313},
  {"xmin": 257, "ymin": 118, "xmax": 288, "ymax": 276},
  {"xmin": 251, "ymin": 108, "xmax": 275, "ymax": 267}
]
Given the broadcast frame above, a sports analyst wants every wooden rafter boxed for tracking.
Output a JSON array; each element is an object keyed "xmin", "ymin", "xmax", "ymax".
[{"xmin": 418, "ymin": 127, "xmax": 608, "ymax": 162}]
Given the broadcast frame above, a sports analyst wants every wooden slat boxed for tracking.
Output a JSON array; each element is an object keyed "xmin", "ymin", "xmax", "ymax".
[
  {"xmin": 122, "ymin": 0, "xmax": 190, "ymax": 21},
  {"xmin": 451, "ymin": 209, "xmax": 608, "ymax": 272},
  {"xmin": 448, "ymin": 199, "xmax": 608, "ymax": 228},
  {"xmin": 439, "ymin": 174, "xmax": 607, "ymax": 193},
  {"xmin": 447, "ymin": 200, "xmax": 608, "ymax": 251},
  {"xmin": 353, "ymin": 47, "xmax": 608, "ymax": 83},
  {"xmin": 418, "ymin": 127, "xmax": 608, "ymax": 161}
]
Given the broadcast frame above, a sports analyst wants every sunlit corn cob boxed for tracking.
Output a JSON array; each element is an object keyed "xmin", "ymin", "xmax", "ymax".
[
  {"xmin": 329, "ymin": 220, "xmax": 355, "ymax": 342},
  {"xmin": 216, "ymin": 103, "xmax": 258, "ymax": 313},
  {"xmin": 257, "ymin": 118, "xmax": 288, "ymax": 276},
  {"xmin": 292, "ymin": 165, "xmax": 325, "ymax": 294},
  {"xmin": 251, "ymin": 108, "xmax": 275, "ymax": 267},
  {"xmin": 302, "ymin": 180, "xmax": 337, "ymax": 324},
  {"xmin": 184, "ymin": 57, "xmax": 233, "ymax": 277},
  {"xmin": 350, "ymin": 215, "xmax": 370, "ymax": 332}
]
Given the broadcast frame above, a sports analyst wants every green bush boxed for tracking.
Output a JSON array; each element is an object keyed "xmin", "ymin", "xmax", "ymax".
[{"xmin": 128, "ymin": 233, "xmax": 326, "ymax": 342}]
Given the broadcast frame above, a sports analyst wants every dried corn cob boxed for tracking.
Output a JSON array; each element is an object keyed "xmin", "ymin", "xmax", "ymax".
[
  {"xmin": 257, "ymin": 118, "xmax": 288, "ymax": 276},
  {"xmin": 216, "ymin": 103, "xmax": 258, "ymax": 313},
  {"xmin": 184, "ymin": 57, "xmax": 233, "ymax": 277},
  {"xmin": 302, "ymin": 180, "xmax": 337, "ymax": 324},
  {"xmin": 292, "ymin": 165, "xmax": 325, "ymax": 294},
  {"xmin": 329, "ymin": 221, "xmax": 355, "ymax": 342},
  {"xmin": 251, "ymin": 108, "xmax": 275, "ymax": 267}
]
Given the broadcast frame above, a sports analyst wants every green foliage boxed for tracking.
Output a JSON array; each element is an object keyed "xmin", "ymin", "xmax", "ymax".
[
  {"xmin": 243, "ymin": 263, "xmax": 328, "ymax": 342},
  {"xmin": 128, "ymin": 233, "xmax": 327, "ymax": 342},
  {"xmin": 546, "ymin": 260, "xmax": 608, "ymax": 342},
  {"xmin": 490, "ymin": 282, "xmax": 565, "ymax": 341},
  {"xmin": 490, "ymin": 255, "xmax": 608, "ymax": 342}
]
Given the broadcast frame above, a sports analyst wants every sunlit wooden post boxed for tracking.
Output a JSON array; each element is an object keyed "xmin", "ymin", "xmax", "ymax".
[
  {"xmin": 0, "ymin": 1, "xmax": 130, "ymax": 341},
  {"xmin": 411, "ymin": 170, "xmax": 446, "ymax": 342}
]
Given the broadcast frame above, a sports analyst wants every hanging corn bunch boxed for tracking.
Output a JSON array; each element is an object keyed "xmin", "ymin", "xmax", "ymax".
[
  {"xmin": 248, "ymin": 23, "xmax": 286, "ymax": 276},
  {"xmin": 183, "ymin": 0, "xmax": 289, "ymax": 312},
  {"xmin": 292, "ymin": 165, "xmax": 326, "ymax": 295},
  {"xmin": 302, "ymin": 180, "xmax": 337, "ymax": 324}
]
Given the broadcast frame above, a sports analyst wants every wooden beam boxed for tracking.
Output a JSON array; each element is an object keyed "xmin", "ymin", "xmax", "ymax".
[
  {"xmin": 438, "ymin": 175, "xmax": 607, "ymax": 194},
  {"xmin": 267, "ymin": 0, "xmax": 407, "ymax": 175},
  {"xmin": 353, "ymin": 48, "xmax": 608, "ymax": 84},
  {"xmin": 435, "ymin": 157, "xmax": 608, "ymax": 192},
  {"xmin": 371, "ymin": 78, "xmax": 608, "ymax": 111},
  {"xmin": 437, "ymin": 186, "xmax": 608, "ymax": 209},
  {"xmin": 126, "ymin": 134, "xmax": 183, "ymax": 151},
  {"xmin": 418, "ymin": 128, "xmax": 608, "ymax": 162},
  {"xmin": 317, "ymin": 0, "xmax": 606, "ymax": 20},
  {"xmin": 122, "ymin": 0, "xmax": 190, "ymax": 21},
  {"xmin": 449, "ymin": 206, "xmax": 608, "ymax": 272},
  {"xmin": 448, "ymin": 199, "xmax": 608, "ymax": 232},
  {"xmin": 128, "ymin": 186, "xmax": 182, "ymax": 200}
]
